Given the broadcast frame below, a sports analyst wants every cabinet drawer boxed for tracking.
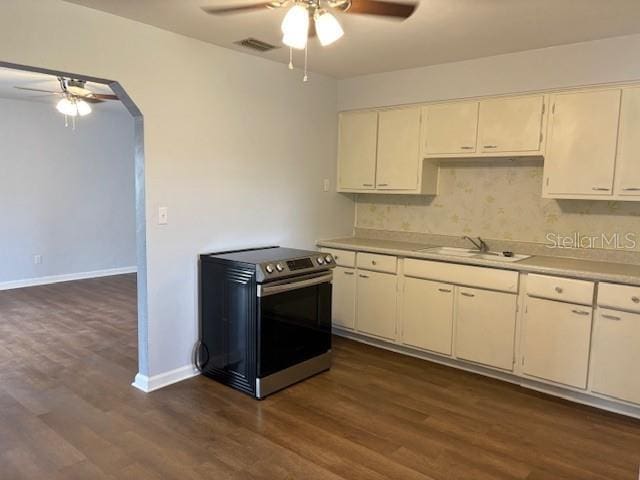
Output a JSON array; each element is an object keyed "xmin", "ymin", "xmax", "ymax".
[
  {"xmin": 598, "ymin": 282, "xmax": 640, "ymax": 313},
  {"xmin": 357, "ymin": 252, "xmax": 397, "ymax": 274},
  {"xmin": 320, "ymin": 248, "xmax": 355, "ymax": 268},
  {"xmin": 526, "ymin": 274, "xmax": 594, "ymax": 305},
  {"xmin": 404, "ymin": 259, "xmax": 518, "ymax": 293}
]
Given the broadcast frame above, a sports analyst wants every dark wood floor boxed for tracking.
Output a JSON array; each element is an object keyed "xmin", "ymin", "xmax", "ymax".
[{"xmin": 1, "ymin": 275, "xmax": 640, "ymax": 479}]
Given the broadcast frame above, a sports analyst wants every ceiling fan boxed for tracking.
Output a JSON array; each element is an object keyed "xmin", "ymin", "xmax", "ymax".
[
  {"xmin": 14, "ymin": 77, "xmax": 118, "ymax": 117},
  {"xmin": 202, "ymin": 0, "xmax": 417, "ymax": 80}
]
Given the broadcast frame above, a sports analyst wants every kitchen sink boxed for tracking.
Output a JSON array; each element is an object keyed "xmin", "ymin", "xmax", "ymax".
[{"xmin": 419, "ymin": 246, "xmax": 531, "ymax": 262}]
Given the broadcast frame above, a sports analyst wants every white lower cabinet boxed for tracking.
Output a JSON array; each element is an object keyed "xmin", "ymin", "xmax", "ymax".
[
  {"xmin": 402, "ymin": 278, "xmax": 454, "ymax": 355},
  {"xmin": 455, "ymin": 287, "xmax": 517, "ymax": 371},
  {"xmin": 331, "ymin": 266, "xmax": 356, "ymax": 329},
  {"xmin": 591, "ymin": 308, "xmax": 640, "ymax": 404},
  {"xmin": 521, "ymin": 297, "xmax": 592, "ymax": 389},
  {"xmin": 356, "ymin": 269, "xmax": 397, "ymax": 340}
]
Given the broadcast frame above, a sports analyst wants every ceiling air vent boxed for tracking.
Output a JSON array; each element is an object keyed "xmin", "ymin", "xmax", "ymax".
[{"xmin": 234, "ymin": 38, "xmax": 279, "ymax": 52}]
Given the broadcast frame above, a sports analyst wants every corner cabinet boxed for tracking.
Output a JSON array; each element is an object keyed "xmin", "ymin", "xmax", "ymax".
[{"xmin": 337, "ymin": 107, "xmax": 438, "ymax": 195}]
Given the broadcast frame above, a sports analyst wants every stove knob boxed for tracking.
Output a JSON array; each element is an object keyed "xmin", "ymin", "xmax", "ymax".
[
  {"xmin": 276, "ymin": 263, "xmax": 284, "ymax": 272},
  {"xmin": 265, "ymin": 264, "xmax": 275, "ymax": 274},
  {"xmin": 317, "ymin": 256, "xmax": 325, "ymax": 265},
  {"xmin": 324, "ymin": 255, "xmax": 333, "ymax": 263}
]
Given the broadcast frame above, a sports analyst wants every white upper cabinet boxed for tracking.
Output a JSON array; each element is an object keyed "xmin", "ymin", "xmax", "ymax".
[
  {"xmin": 477, "ymin": 95, "xmax": 545, "ymax": 153},
  {"xmin": 422, "ymin": 101, "xmax": 479, "ymax": 156},
  {"xmin": 543, "ymin": 89, "xmax": 621, "ymax": 198},
  {"xmin": 614, "ymin": 87, "xmax": 640, "ymax": 197},
  {"xmin": 337, "ymin": 111, "xmax": 378, "ymax": 190},
  {"xmin": 376, "ymin": 107, "xmax": 421, "ymax": 190}
]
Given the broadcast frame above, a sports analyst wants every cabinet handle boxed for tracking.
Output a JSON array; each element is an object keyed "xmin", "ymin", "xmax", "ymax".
[
  {"xmin": 555, "ymin": 286, "xmax": 564, "ymax": 294},
  {"xmin": 377, "ymin": 183, "xmax": 388, "ymax": 187},
  {"xmin": 571, "ymin": 309, "xmax": 590, "ymax": 316},
  {"xmin": 592, "ymin": 187, "xmax": 610, "ymax": 191},
  {"xmin": 371, "ymin": 260, "xmax": 377, "ymax": 265},
  {"xmin": 460, "ymin": 291, "xmax": 475, "ymax": 297},
  {"xmin": 632, "ymin": 296, "xmax": 640, "ymax": 304},
  {"xmin": 484, "ymin": 145, "xmax": 498, "ymax": 149},
  {"xmin": 358, "ymin": 274, "xmax": 369, "ymax": 278},
  {"xmin": 343, "ymin": 271, "xmax": 354, "ymax": 276},
  {"xmin": 438, "ymin": 288, "xmax": 452, "ymax": 293},
  {"xmin": 362, "ymin": 183, "xmax": 373, "ymax": 187},
  {"xmin": 622, "ymin": 187, "xmax": 640, "ymax": 191},
  {"xmin": 460, "ymin": 146, "xmax": 474, "ymax": 150},
  {"xmin": 601, "ymin": 314, "xmax": 621, "ymax": 321}
]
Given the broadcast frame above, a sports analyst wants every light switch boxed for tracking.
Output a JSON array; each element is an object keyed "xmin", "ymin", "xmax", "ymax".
[
  {"xmin": 323, "ymin": 178, "xmax": 330, "ymax": 192},
  {"xmin": 158, "ymin": 206, "xmax": 168, "ymax": 225}
]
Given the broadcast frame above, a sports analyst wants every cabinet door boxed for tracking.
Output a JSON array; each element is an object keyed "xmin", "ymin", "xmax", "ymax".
[
  {"xmin": 521, "ymin": 297, "xmax": 592, "ymax": 389},
  {"xmin": 591, "ymin": 308, "xmax": 640, "ymax": 404},
  {"xmin": 403, "ymin": 278, "xmax": 454, "ymax": 355},
  {"xmin": 337, "ymin": 111, "xmax": 378, "ymax": 190},
  {"xmin": 422, "ymin": 102, "xmax": 479, "ymax": 155},
  {"xmin": 332, "ymin": 267, "xmax": 356, "ymax": 329},
  {"xmin": 478, "ymin": 95, "xmax": 545, "ymax": 153},
  {"xmin": 455, "ymin": 288, "xmax": 517, "ymax": 371},
  {"xmin": 356, "ymin": 270, "xmax": 397, "ymax": 340},
  {"xmin": 544, "ymin": 89, "xmax": 620, "ymax": 196},
  {"xmin": 614, "ymin": 87, "xmax": 640, "ymax": 197},
  {"xmin": 376, "ymin": 107, "xmax": 421, "ymax": 190}
]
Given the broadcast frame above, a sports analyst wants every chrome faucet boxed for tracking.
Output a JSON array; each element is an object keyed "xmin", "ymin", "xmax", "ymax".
[{"xmin": 463, "ymin": 236, "xmax": 489, "ymax": 252}]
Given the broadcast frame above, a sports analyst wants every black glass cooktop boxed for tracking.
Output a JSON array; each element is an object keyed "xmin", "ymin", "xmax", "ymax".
[{"xmin": 207, "ymin": 246, "xmax": 320, "ymax": 265}]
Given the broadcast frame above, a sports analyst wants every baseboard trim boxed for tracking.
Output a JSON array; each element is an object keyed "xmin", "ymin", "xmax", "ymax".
[
  {"xmin": 131, "ymin": 365, "xmax": 200, "ymax": 393},
  {"xmin": 334, "ymin": 327, "xmax": 640, "ymax": 420},
  {"xmin": 0, "ymin": 266, "xmax": 137, "ymax": 291}
]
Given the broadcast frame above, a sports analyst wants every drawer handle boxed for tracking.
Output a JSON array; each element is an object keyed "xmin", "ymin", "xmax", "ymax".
[
  {"xmin": 602, "ymin": 314, "xmax": 621, "ymax": 321},
  {"xmin": 632, "ymin": 296, "xmax": 640, "ymax": 304},
  {"xmin": 343, "ymin": 271, "xmax": 354, "ymax": 276},
  {"xmin": 592, "ymin": 186, "xmax": 610, "ymax": 191},
  {"xmin": 438, "ymin": 288, "xmax": 452, "ymax": 293},
  {"xmin": 377, "ymin": 183, "xmax": 388, "ymax": 187},
  {"xmin": 460, "ymin": 292, "xmax": 475, "ymax": 298},
  {"xmin": 460, "ymin": 146, "xmax": 474, "ymax": 150},
  {"xmin": 484, "ymin": 145, "xmax": 497, "ymax": 149},
  {"xmin": 358, "ymin": 274, "xmax": 369, "ymax": 279},
  {"xmin": 571, "ymin": 309, "xmax": 590, "ymax": 316},
  {"xmin": 362, "ymin": 183, "xmax": 373, "ymax": 187},
  {"xmin": 622, "ymin": 187, "xmax": 640, "ymax": 191},
  {"xmin": 555, "ymin": 286, "xmax": 564, "ymax": 294}
]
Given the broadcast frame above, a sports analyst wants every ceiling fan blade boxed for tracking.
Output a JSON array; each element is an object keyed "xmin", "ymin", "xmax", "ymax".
[
  {"xmin": 201, "ymin": 2, "xmax": 277, "ymax": 15},
  {"xmin": 13, "ymin": 87, "xmax": 60, "ymax": 94},
  {"xmin": 90, "ymin": 93, "xmax": 119, "ymax": 101},
  {"xmin": 343, "ymin": 0, "xmax": 417, "ymax": 19}
]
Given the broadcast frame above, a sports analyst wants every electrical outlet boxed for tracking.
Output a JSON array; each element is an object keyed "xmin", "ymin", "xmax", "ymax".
[
  {"xmin": 158, "ymin": 206, "xmax": 168, "ymax": 225},
  {"xmin": 34, "ymin": 255, "xmax": 42, "ymax": 265},
  {"xmin": 323, "ymin": 179, "xmax": 330, "ymax": 192}
]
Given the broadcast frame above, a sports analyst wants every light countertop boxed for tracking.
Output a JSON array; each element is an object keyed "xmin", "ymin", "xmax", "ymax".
[{"xmin": 318, "ymin": 236, "xmax": 640, "ymax": 286}]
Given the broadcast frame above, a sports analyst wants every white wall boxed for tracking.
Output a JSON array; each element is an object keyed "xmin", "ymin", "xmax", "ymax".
[
  {"xmin": 338, "ymin": 34, "xmax": 640, "ymax": 110},
  {"xmin": 0, "ymin": 0, "xmax": 355, "ymax": 379},
  {"xmin": 0, "ymin": 98, "xmax": 136, "ymax": 285}
]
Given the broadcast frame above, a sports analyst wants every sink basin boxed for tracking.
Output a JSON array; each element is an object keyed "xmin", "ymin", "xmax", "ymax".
[{"xmin": 419, "ymin": 246, "xmax": 531, "ymax": 263}]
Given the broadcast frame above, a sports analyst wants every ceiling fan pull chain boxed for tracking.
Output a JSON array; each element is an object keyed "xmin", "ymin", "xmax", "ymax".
[
  {"xmin": 303, "ymin": 42, "xmax": 309, "ymax": 82},
  {"xmin": 288, "ymin": 47, "xmax": 294, "ymax": 70}
]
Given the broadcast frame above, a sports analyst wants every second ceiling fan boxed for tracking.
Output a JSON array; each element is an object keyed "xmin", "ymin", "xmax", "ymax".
[{"xmin": 202, "ymin": 0, "xmax": 417, "ymax": 80}]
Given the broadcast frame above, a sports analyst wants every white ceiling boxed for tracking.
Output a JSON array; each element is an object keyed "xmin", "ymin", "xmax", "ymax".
[
  {"xmin": 0, "ymin": 67, "xmax": 126, "ymax": 113},
  {"xmin": 62, "ymin": 0, "xmax": 640, "ymax": 78}
]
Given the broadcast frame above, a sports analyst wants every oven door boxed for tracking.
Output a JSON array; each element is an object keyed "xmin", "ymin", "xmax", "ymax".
[{"xmin": 257, "ymin": 272, "xmax": 332, "ymax": 378}]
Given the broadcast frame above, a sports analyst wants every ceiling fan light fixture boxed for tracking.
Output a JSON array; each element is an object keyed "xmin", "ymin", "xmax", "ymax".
[
  {"xmin": 314, "ymin": 10, "xmax": 344, "ymax": 46},
  {"xmin": 281, "ymin": 3, "xmax": 309, "ymax": 50},
  {"xmin": 76, "ymin": 100, "xmax": 92, "ymax": 117},
  {"xmin": 56, "ymin": 97, "xmax": 92, "ymax": 117}
]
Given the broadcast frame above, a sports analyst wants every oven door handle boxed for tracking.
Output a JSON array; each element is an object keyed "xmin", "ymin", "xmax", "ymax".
[{"xmin": 258, "ymin": 273, "xmax": 332, "ymax": 297}]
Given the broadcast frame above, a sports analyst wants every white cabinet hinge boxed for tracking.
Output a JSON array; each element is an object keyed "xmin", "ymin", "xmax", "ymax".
[
  {"xmin": 552, "ymin": 103, "xmax": 556, "ymax": 114},
  {"xmin": 521, "ymin": 356, "xmax": 526, "ymax": 366},
  {"xmin": 545, "ymin": 178, "xmax": 549, "ymax": 188}
]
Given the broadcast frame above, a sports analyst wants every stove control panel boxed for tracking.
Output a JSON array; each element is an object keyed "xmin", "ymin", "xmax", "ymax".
[{"xmin": 258, "ymin": 253, "xmax": 334, "ymax": 281}]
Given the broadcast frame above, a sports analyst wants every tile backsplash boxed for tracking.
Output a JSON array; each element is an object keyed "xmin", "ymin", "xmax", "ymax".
[{"xmin": 356, "ymin": 159, "xmax": 640, "ymax": 251}]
